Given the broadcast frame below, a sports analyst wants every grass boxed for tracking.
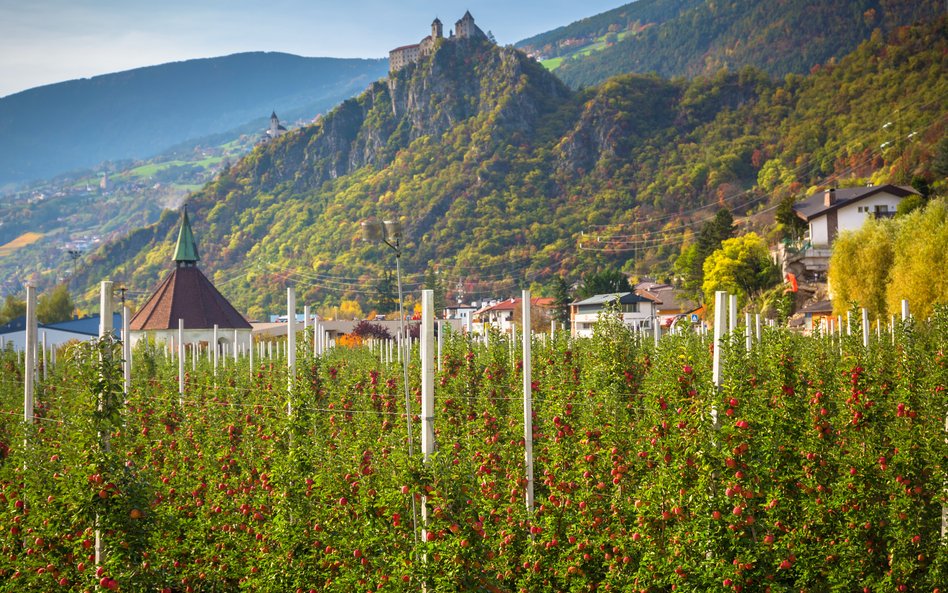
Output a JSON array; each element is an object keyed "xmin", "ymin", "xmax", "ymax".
[
  {"xmin": 0, "ymin": 232, "xmax": 43, "ymax": 257},
  {"xmin": 541, "ymin": 30, "xmax": 635, "ymax": 71},
  {"xmin": 541, "ymin": 57, "xmax": 564, "ymax": 71}
]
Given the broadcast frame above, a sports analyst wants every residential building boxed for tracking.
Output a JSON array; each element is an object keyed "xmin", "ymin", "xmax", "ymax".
[
  {"xmin": 472, "ymin": 297, "xmax": 554, "ymax": 335},
  {"xmin": 786, "ymin": 184, "xmax": 919, "ymax": 276},
  {"xmin": 570, "ymin": 292, "xmax": 657, "ymax": 338},
  {"xmin": 634, "ymin": 281, "xmax": 698, "ymax": 327}
]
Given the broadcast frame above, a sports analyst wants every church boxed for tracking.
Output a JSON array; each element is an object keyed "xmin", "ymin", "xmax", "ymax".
[{"xmin": 129, "ymin": 208, "xmax": 252, "ymax": 351}]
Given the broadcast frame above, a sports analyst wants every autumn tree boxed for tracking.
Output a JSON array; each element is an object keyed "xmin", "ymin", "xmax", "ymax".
[
  {"xmin": 702, "ymin": 232, "xmax": 779, "ymax": 313},
  {"xmin": 827, "ymin": 217, "xmax": 895, "ymax": 319},
  {"xmin": 886, "ymin": 199, "xmax": 948, "ymax": 319}
]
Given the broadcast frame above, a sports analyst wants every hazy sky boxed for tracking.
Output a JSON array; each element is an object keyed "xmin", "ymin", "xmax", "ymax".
[{"xmin": 0, "ymin": 0, "xmax": 625, "ymax": 97}]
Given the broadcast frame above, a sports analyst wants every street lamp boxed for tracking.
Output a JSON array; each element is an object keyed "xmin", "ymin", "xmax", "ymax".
[
  {"xmin": 361, "ymin": 219, "xmax": 412, "ymax": 456},
  {"xmin": 361, "ymin": 218, "xmax": 419, "ymax": 550}
]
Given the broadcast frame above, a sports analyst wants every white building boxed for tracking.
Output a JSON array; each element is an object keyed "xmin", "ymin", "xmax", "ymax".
[
  {"xmin": 0, "ymin": 313, "xmax": 122, "ymax": 352},
  {"xmin": 129, "ymin": 208, "xmax": 252, "ymax": 352},
  {"xmin": 569, "ymin": 292, "xmax": 657, "ymax": 338},
  {"xmin": 788, "ymin": 184, "xmax": 919, "ymax": 275}
]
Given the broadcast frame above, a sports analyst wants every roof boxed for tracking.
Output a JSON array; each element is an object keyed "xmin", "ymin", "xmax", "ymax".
[
  {"xmin": 799, "ymin": 300, "xmax": 834, "ymax": 314},
  {"xmin": 390, "ymin": 43, "xmax": 421, "ymax": 53},
  {"xmin": 0, "ymin": 313, "xmax": 122, "ymax": 337},
  {"xmin": 571, "ymin": 292, "xmax": 652, "ymax": 307},
  {"xmin": 477, "ymin": 297, "xmax": 555, "ymax": 313},
  {"xmin": 793, "ymin": 184, "xmax": 918, "ymax": 222},
  {"xmin": 130, "ymin": 266, "xmax": 251, "ymax": 331},
  {"xmin": 173, "ymin": 208, "xmax": 199, "ymax": 263}
]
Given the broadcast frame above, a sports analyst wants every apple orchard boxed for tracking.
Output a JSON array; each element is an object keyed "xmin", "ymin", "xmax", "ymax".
[{"xmin": 0, "ymin": 309, "xmax": 946, "ymax": 592}]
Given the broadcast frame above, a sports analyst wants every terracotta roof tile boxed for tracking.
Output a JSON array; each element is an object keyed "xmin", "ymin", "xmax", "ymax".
[{"xmin": 130, "ymin": 266, "xmax": 251, "ymax": 331}]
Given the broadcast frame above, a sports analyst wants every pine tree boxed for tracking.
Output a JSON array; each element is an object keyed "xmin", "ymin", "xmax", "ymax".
[{"xmin": 550, "ymin": 276, "xmax": 572, "ymax": 325}]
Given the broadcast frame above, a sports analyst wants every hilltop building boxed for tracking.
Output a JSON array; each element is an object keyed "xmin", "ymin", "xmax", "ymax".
[
  {"xmin": 389, "ymin": 11, "xmax": 487, "ymax": 73},
  {"xmin": 261, "ymin": 111, "xmax": 287, "ymax": 143},
  {"xmin": 129, "ymin": 208, "xmax": 252, "ymax": 351}
]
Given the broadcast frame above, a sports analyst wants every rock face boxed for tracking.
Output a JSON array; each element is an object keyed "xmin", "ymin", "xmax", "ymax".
[{"xmin": 244, "ymin": 36, "xmax": 573, "ymax": 195}]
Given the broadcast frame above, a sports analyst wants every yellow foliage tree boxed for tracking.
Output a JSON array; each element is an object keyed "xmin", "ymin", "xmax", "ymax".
[
  {"xmin": 827, "ymin": 218, "xmax": 895, "ymax": 319},
  {"xmin": 338, "ymin": 299, "xmax": 364, "ymax": 320},
  {"xmin": 886, "ymin": 200, "xmax": 948, "ymax": 319}
]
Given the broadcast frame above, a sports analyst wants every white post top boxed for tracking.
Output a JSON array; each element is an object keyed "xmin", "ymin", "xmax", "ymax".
[{"xmin": 99, "ymin": 281, "xmax": 114, "ymax": 338}]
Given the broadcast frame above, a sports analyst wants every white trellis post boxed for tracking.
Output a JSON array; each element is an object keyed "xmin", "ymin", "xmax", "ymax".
[
  {"xmin": 755, "ymin": 313, "xmax": 761, "ymax": 343},
  {"xmin": 96, "ymin": 280, "xmax": 113, "ymax": 568},
  {"xmin": 745, "ymin": 312, "xmax": 752, "ymax": 352},
  {"xmin": 728, "ymin": 294, "xmax": 738, "ymax": 335},
  {"xmin": 303, "ymin": 305, "xmax": 310, "ymax": 340},
  {"xmin": 178, "ymin": 319, "xmax": 185, "ymax": 404},
  {"xmin": 122, "ymin": 307, "xmax": 131, "ymax": 396},
  {"xmin": 712, "ymin": 291, "xmax": 727, "ymax": 392},
  {"xmin": 287, "ymin": 287, "xmax": 296, "ymax": 414},
  {"xmin": 40, "ymin": 331, "xmax": 47, "ymax": 381},
  {"xmin": 846, "ymin": 311, "xmax": 851, "ymax": 336},
  {"xmin": 420, "ymin": 291, "xmax": 436, "ymax": 544},
  {"xmin": 437, "ymin": 320, "xmax": 443, "ymax": 373},
  {"xmin": 522, "ymin": 290, "xmax": 535, "ymax": 513},
  {"xmin": 233, "ymin": 329, "xmax": 238, "ymax": 363},
  {"xmin": 24, "ymin": 285, "xmax": 36, "ymax": 423},
  {"xmin": 861, "ymin": 308, "xmax": 869, "ymax": 348},
  {"xmin": 213, "ymin": 324, "xmax": 219, "ymax": 376},
  {"xmin": 901, "ymin": 299, "xmax": 910, "ymax": 322}
]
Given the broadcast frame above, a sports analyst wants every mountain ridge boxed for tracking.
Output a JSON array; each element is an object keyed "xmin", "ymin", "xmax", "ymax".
[
  {"xmin": 0, "ymin": 52, "xmax": 388, "ymax": 187},
  {"xmin": 63, "ymin": 17, "xmax": 948, "ymax": 317}
]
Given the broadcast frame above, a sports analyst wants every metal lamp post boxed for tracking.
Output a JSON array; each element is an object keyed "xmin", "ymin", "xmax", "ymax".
[{"xmin": 361, "ymin": 219, "xmax": 412, "ymax": 457}]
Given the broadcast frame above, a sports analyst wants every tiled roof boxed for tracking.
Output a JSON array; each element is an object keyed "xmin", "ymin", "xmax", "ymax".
[
  {"xmin": 793, "ymin": 184, "xmax": 918, "ymax": 221},
  {"xmin": 130, "ymin": 266, "xmax": 251, "ymax": 331},
  {"xmin": 571, "ymin": 292, "xmax": 652, "ymax": 307}
]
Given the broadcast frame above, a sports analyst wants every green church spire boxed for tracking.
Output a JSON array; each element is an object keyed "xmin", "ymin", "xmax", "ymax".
[{"xmin": 173, "ymin": 207, "xmax": 199, "ymax": 265}]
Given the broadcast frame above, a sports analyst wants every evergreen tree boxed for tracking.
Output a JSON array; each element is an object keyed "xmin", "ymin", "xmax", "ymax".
[
  {"xmin": 0, "ymin": 295, "xmax": 26, "ymax": 324},
  {"xmin": 37, "ymin": 284, "xmax": 75, "ymax": 324},
  {"xmin": 775, "ymin": 196, "xmax": 806, "ymax": 240},
  {"xmin": 550, "ymin": 275, "xmax": 572, "ymax": 325},
  {"xmin": 576, "ymin": 270, "xmax": 632, "ymax": 299},
  {"xmin": 371, "ymin": 270, "xmax": 398, "ymax": 315},
  {"xmin": 423, "ymin": 268, "xmax": 447, "ymax": 314}
]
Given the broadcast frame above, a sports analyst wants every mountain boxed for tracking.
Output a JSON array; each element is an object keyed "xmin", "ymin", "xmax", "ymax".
[
  {"xmin": 517, "ymin": 0, "xmax": 941, "ymax": 88},
  {"xmin": 0, "ymin": 52, "xmax": 388, "ymax": 187},
  {"xmin": 72, "ymin": 16, "xmax": 946, "ymax": 318}
]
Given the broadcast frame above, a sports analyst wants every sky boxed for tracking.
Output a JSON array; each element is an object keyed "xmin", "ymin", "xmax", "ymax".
[{"xmin": 0, "ymin": 0, "xmax": 626, "ymax": 97}]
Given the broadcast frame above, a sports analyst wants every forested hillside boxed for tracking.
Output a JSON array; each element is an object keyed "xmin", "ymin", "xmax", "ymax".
[
  {"xmin": 74, "ymin": 18, "xmax": 947, "ymax": 319},
  {"xmin": 517, "ymin": 0, "xmax": 941, "ymax": 88},
  {"xmin": 0, "ymin": 53, "xmax": 387, "ymax": 186}
]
